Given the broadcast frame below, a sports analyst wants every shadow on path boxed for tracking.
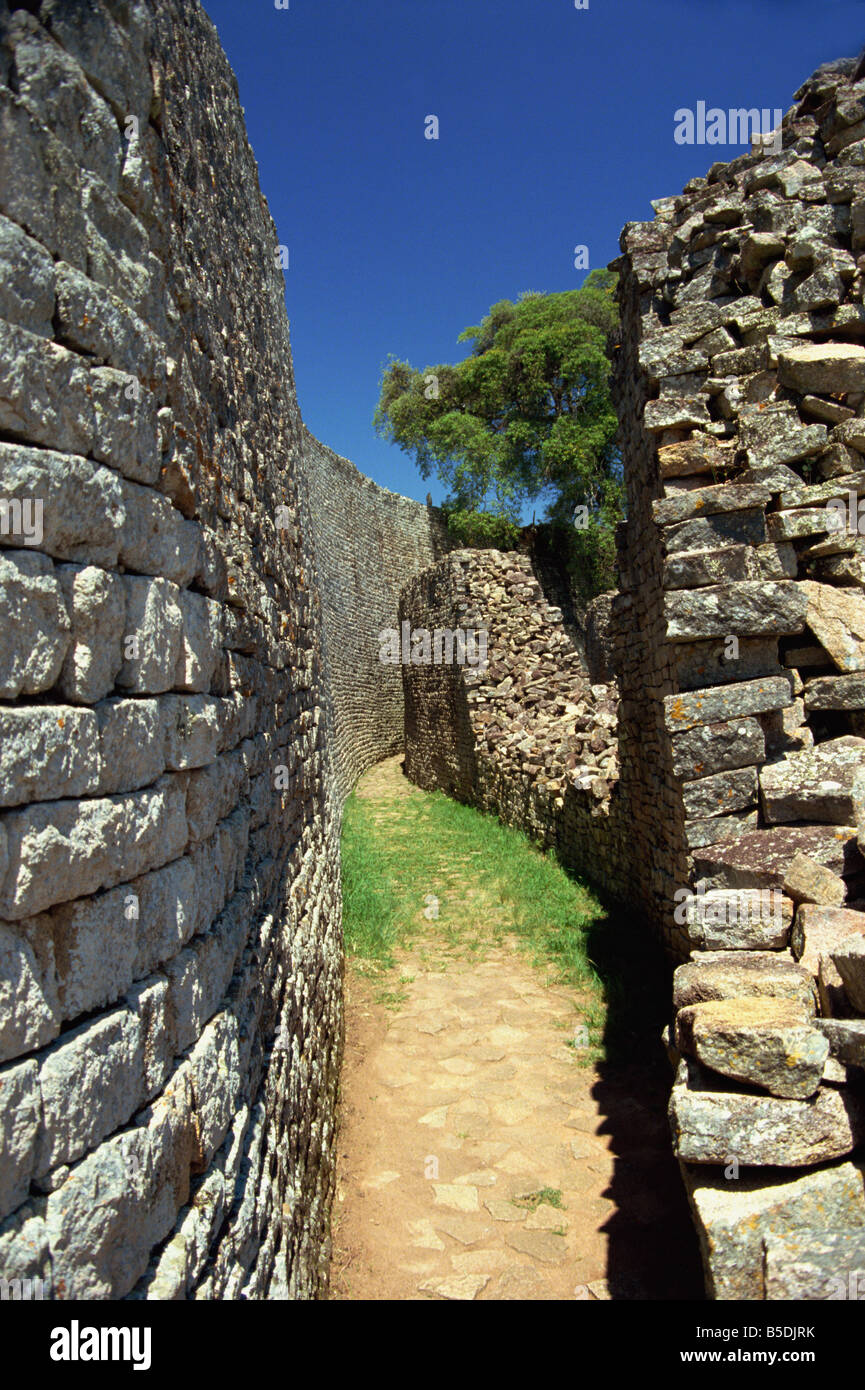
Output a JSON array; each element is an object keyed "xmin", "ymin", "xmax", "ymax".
[{"xmin": 583, "ymin": 903, "xmax": 705, "ymax": 1300}]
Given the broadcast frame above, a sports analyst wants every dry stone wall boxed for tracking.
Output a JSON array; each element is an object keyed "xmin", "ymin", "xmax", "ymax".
[
  {"xmin": 3, "ymin": 0, "xmax": 865, "ymax": 1306},
  {"xmin": 0, "ymin": 0, "xmax": 442, "ymax": 1300},
  {"xmin": 401, "ymin": 58, "xmax": 865, "ymax": 1299},
  {"xmin": 304, "ymin": 428, "xmax": 449, "ymax": 799},
  {"xmin": 612, "ymin": 55, "xmax": 865, "ymax": 1299},
  {"xmin": 401, "ymin": 549, "xmax": 631, "ymax": 901}
]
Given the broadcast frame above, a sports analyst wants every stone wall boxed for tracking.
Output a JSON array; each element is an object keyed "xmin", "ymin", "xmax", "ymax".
[
  {"xmin": 303, "ymin": 428, "xmax": 449, "ymax": 799},
  {"xmin": 0, "ymin": 0, "xmax": 442, "ymax": 1300},
  {"xmin": 610, "ymin": 56, "xmax": 865, "ymax": 1298},
  {"xmin": 3, "ymin": 0, "xmax": 865, "ymax": 1306},
  {"xmin": 401, "ymin": 549, "xmax": 631, "ymax": 902},
  {"xmin": 401, "ymin": 58, "xmax": 865, "ymax": 1299}
]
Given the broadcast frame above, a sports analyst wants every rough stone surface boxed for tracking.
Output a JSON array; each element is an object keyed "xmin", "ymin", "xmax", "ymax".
[
  {"xmin": 817, "ymin": 1018, "xmax": 865, "ymax": 1069},
  {"xmin": 764, "ymin": 1228, "xmax": 865, "ymax": 1300},
  {"xmin": 116, "ymin": 576, "xmax": 183, "ymax": 695},
  {"xmin": 665, "ymin": 583, "xmax": 807, "ymax": 643},
  {"xmin": 682, "ymin": 768, "xmax": 757, "ymax": 821},
  {"xmin": 0, "ymin": 781, "xmax": 188, "ymax": 920},
  {"xmin": 56, "ymin": 564, "xmax": 125, "ymax": 704},
  {"xmin": 673, "ymin": 952, "xmax": 817, "ymax": 1012},
  {"xmin": 606, "ymin": 55, "xmax": 865, "ymax": 1302},
  {"xmin": 0, "ymin": 550, "xmax": 70, "ymax": 697},
  {"xmin": 675, "ymin": 997, "xmax": 828, "ymax": 1098},
  {"xmin": 670, "ymin": 1056, "xmax": 865, "ymax": 1166},
  {"xmin": 664, "ymin": 677, "xmax": 793, "ymax": 733},
  {"xmin": 5, "ymin": 8, "xmax": 865, "ymax": 1306},
  {"xmin": 0, "ymin": 0, "xmax": 449, "ymax": 1300},
  {"xmin": 792, "ymin": 903, "xmax": 865, "ymax": 978},
  {"xmin": 832, "ymin": 935, "xmax": 865, "ymax": 1012},
  {"xmin": 694, "ymin": 826, "xmax": 860, "ymax": 893},
  {"xmin": 804, "ymin": 672, "xmax": 865, "ymax": 711},
  {"xmin": 685, "ymin": 889, "xmax": 793, "ymax": 950},
  {"xmin": 401, "ymin": 550, "xmax": 627, "ymax": 897},
  {"xmin": 801, "ymin": 581, "xmax": 865, "ymax": 672},
  {"xmin": 683, "ymin": 1161, "xmax": 865, "ymax": 1299},
  {"xmin": 778, "ymin": 343, "xmax": 865, "ymax": 395},
  {"xmin": 760, "ymin": 736, "xmax": 865, "ymax": 825},
  {"xmin": 671, "ymin": 717, "xmax": 765, "ymax": 780},
  {"xmin": 783, "ymin": 852, "xmax": 848, "ymax": 907}
]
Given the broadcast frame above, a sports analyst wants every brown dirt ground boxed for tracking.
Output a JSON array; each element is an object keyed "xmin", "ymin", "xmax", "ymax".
[{"xmin": 328, "ymin": 757, "xmax": 704, "ymax": 1301}]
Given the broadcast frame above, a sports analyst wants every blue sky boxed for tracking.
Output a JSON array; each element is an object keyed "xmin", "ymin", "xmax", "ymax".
[{"xmin": 202, "ymin": 0, "xmax": 865, "ymax": 508}]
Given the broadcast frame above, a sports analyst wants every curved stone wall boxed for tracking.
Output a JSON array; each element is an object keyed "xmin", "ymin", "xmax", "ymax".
[
  {"xmin": 0, "ymin": 0, "xmax": 443, "ymax": 1299},
  {"xmin": 303, "ymin": 428, "xmax": 449, "ymax": 800},
  {"xmin": 2, "ymin": 0, "xmax": 864, "ymax": 1306}
]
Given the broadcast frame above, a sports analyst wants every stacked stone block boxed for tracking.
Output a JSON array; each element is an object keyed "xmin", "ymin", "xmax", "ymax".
[
  {"xmin": 4, "ymin": 0, "xmax": 865, "ymax": 1307},
  {"xmin": 612, "ymin": 56, "xmax": 865, "ymax": 1298},
  {"xmin": 303, "ymin": 430, "xmax": 449, "ymax": 800},
  {"xmin": 401, "ymin": 550, "xmax": 630, "ymax": 901},
  {"xmin": 0, "ymin": 0, "xmax": 442, "ymax": 1301},
  {"xmin": 403, "ymin": 55, "xmax": 865, "ymax": 1300}
]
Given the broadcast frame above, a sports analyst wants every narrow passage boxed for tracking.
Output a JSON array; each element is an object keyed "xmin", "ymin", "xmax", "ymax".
[{"xmin": 329, "ymin": 756, "xmax": 702, "ymax": 1301}]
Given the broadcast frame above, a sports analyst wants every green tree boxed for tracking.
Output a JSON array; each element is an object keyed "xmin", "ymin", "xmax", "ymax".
[{"xmin": 374, "ymin": 270, "xmax": 622, "ymax": 590}]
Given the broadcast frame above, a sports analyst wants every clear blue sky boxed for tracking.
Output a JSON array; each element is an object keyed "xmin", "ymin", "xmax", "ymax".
[{"xmin": 202, "ymin": 0, "xmax": 864, "ymax": 508}]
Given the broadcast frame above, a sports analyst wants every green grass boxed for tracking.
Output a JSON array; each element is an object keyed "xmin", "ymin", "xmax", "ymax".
[
  {"xmin": 340, "ymin": 819, "xmax": 393, "ymax": 965},
  {"xmin": 341, "ymin": 782, "xmax": 600, "ymax": 980},
  {"xmin": 340, "ymin": 768, "xmax": 670, "ymax": 1066},
  {"xmin": 511, "ymin": 1187, "xmax": 565, "ymax": 1211}
]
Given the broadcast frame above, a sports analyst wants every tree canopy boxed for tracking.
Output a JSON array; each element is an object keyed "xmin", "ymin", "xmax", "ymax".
[{"xmin": 374, "ymin": 270, "xmax": 623, "ymax": 595}]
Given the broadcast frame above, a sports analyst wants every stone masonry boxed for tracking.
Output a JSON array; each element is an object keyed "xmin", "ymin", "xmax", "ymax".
[
  {"xmin": 3, "ymin": 0, "xmax": 865, "ymax": 1304},
  {"xmin": 304, "ymin": 429, "xmax": 449, "ymax": 800},
  {"xmin": 401, "ymin": 58, "xmax": 865, "ymax": 1298},
  {"xmin": 401, "ymin": 549, "xmax": 630, "ymax": 896},
  {"xmin": 612, "ymin": 54, "xmax": 865, "ymax": 1299},
  {"xmin": 0, "ymin": 0, "xmax": 443, "ymax": 1299}
]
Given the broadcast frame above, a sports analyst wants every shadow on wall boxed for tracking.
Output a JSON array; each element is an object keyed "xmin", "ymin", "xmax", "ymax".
[{"xmin": 521, "ymin": 529, "xmax": 588, "ymax": 658}]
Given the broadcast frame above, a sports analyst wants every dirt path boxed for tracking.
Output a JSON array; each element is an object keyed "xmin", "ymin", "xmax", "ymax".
[{"xmin": 329, "ymin": 757, "xmax": 702, "ymax": 1301}]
